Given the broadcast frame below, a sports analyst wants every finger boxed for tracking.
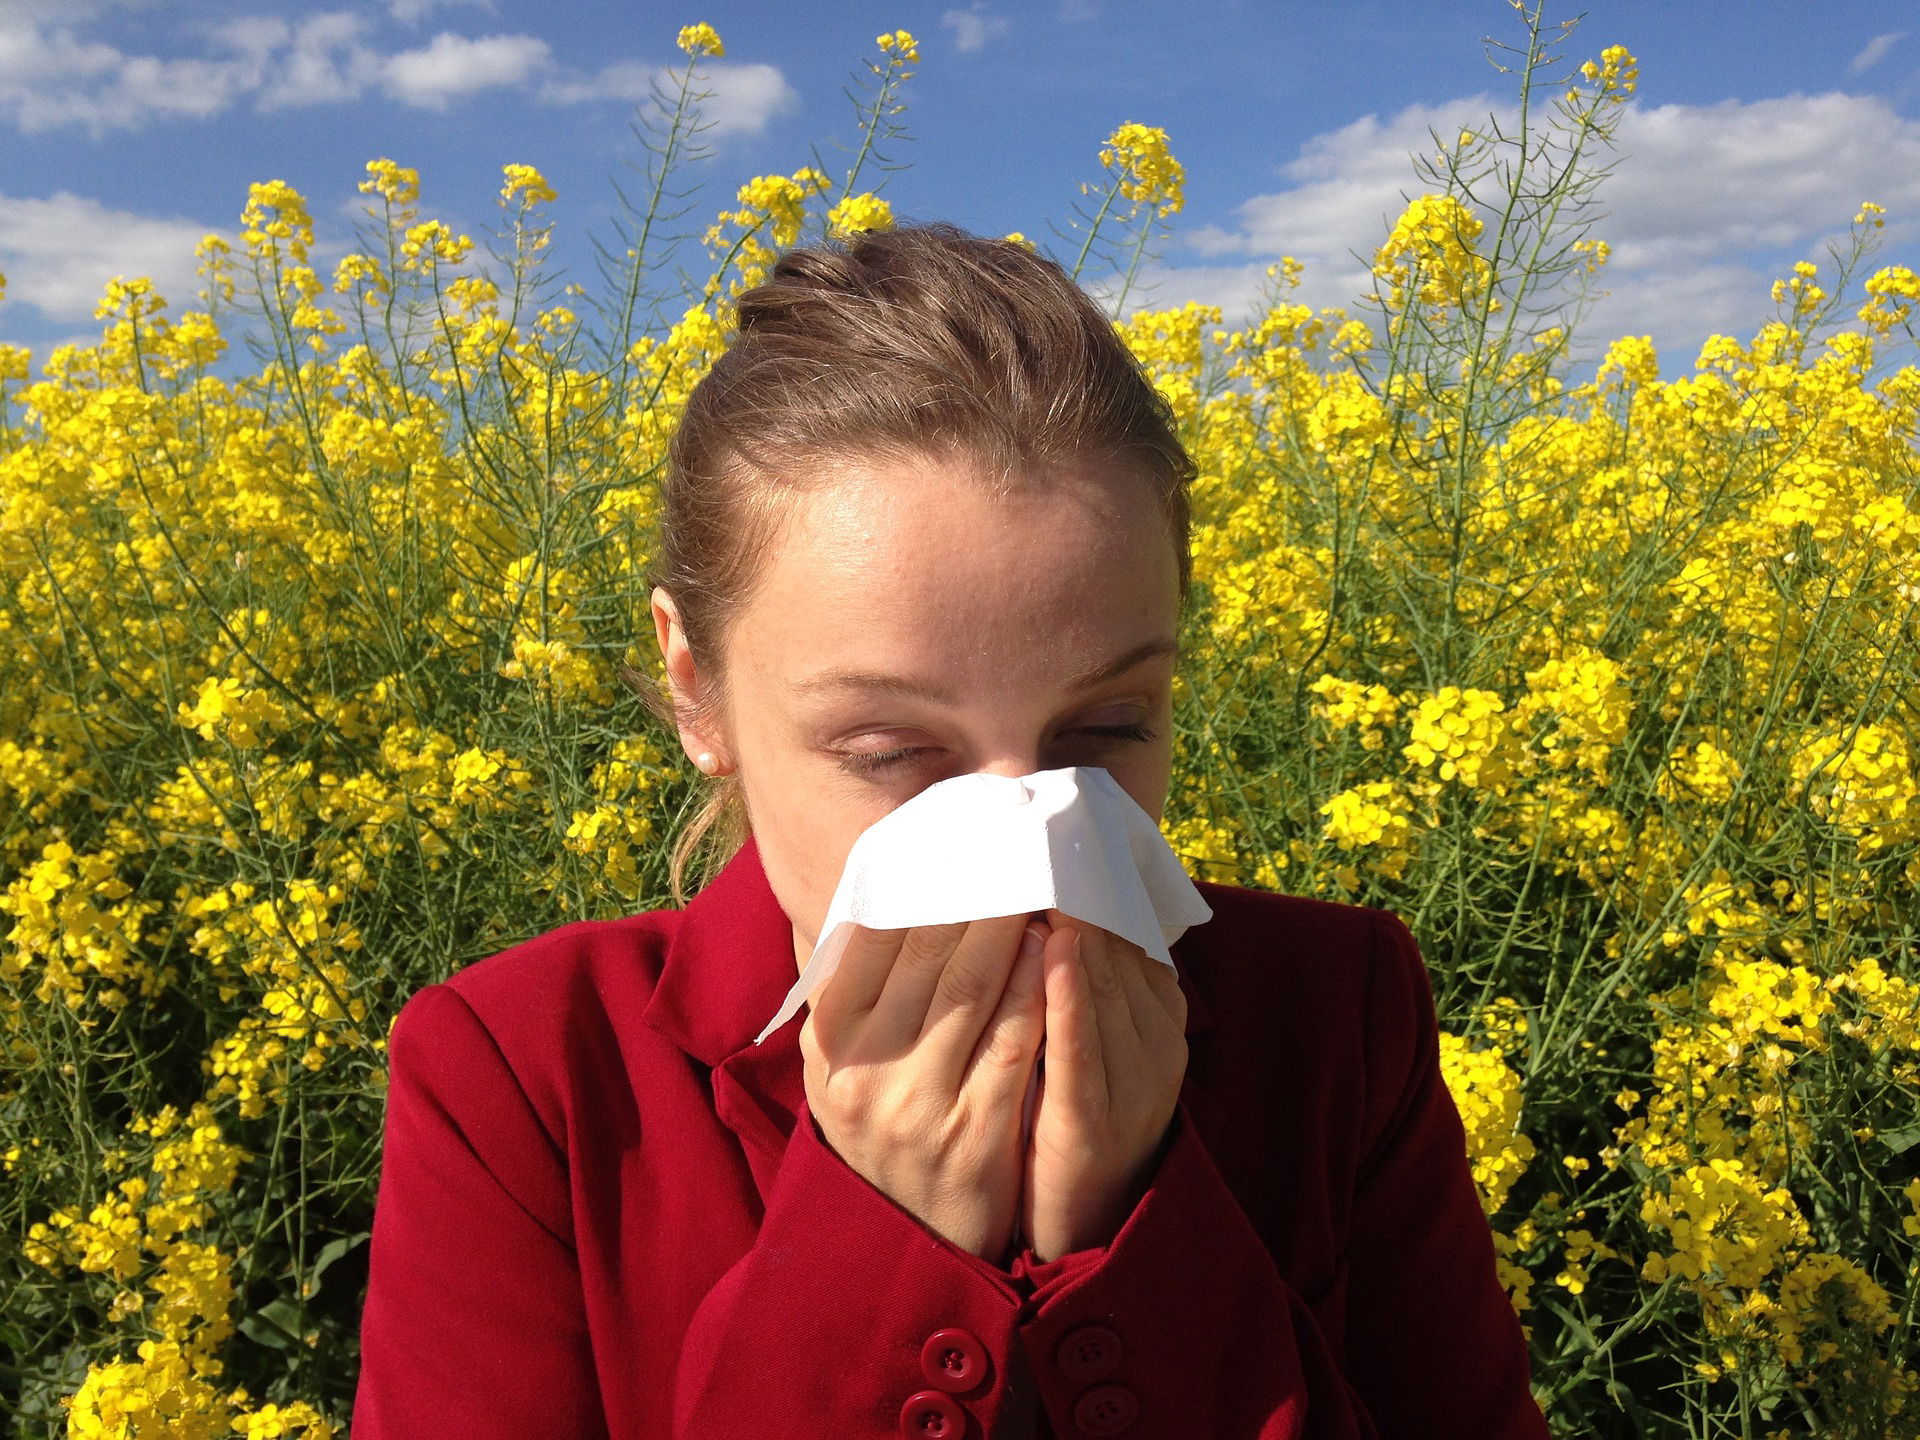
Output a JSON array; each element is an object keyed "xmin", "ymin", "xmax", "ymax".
[
  {"xmin": 953, "ymin": 919, "xmax": 1048, "ymax": 1098},
  {"xmin": 1140, "ymin": 954, "xmax": 1190, "ymax": 1037},
  {"xmin": 862, "ymin": 919, "xmax": 973, "ymax": 1047},
  {"xmin": 1077, "ymin": 926, "xmax": 1157, "ymax": 1104},
  {"xmin": 1112, "ymin": 952, "xmax": 1190, "ymax": 1104},
  {"xmin": 1052, "ymin": 912, "xmax": 1132, "ymax": 1064},
  {"xmin": 871, "ymin": 917, "xmax": 1029, "ymax": 1052},
  {"xmin": 1104, "ymin": 935, "xmax": 1155, "ymax": 1051},
  {"xmin": 1041, "ymin": 924, "xmax": 1107, "ymax": 1112},
  {"xmin": 809, "ymin": 923, "xmax": 908, "ymax": 1044},
  {"xmin": 914, "ymin": 912, "xmax": 1034, "ymax": 1055}
]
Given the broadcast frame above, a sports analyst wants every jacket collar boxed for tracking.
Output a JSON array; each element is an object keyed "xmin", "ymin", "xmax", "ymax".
[
  {"xmin": 640, "ymin": 833, "xmax": 801, "ymax": 1069},
  {"xmin": 641, "ymin": 831, "xmax": 1218, "ymax": 1073}
]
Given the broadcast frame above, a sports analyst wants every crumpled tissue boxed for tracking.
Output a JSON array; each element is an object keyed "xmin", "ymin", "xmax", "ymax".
[{"xmin": 753, "ymin": 764, "xmax": 1214, "ymax": 1045}]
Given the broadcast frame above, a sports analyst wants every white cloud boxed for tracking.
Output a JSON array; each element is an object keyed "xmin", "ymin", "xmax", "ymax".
[
  {"xmin": 251, "ymin": 12, "xmax": 384, "ymax": 109},
  {"xmin": 541, "ymin": 58, "xmax": 798, "ymax": 137},
  {"xmin": 0, "ymin": 15, "xmax": 258, "ymax": 132},
  {"xmin": 388, "ymin": 0, "xmax": 494, "ymax": 23},
  {"xmin": 213, "ymin": 15, "xmax": 292, "ymax": 63},
  {"xmin": 698, "ymin": 62, "xmax": 801, "ymax": 137},
  {"xmin": 942, "ymin": 6, "xmax": 1010, "ymax": 54},
  {"xmin": 1850, "ymin": 31, "xmax": 1904, "ymax": 73},
  {"xmin": 1159, "ymin": 90, "xmax": 1920, "ymax": 369},
  {"xmin": 379, "ymin": 30, "xmax": 550, "ymax": 108},
  {"xmin": 0, "ymin": 8, "xmax": 793, "ymax": 132},
  {"xmin": 0, "ymin": 191, "xmax": 217, "ymax": 324},
  {"xmin": 1092, "ymin": 261, "xmax": 1277, "ymax": 328},
  {"xmin": 539, "ymin": 59, "xmax": 647, "ymax": 105},
  {"xmin": 1602, "ymin": 94, "xmax": 1920, "ymax": 258}
]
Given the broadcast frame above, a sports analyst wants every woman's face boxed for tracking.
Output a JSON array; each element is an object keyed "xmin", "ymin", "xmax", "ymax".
[{"xmin": 652, "ymin": 454, "xmax": 1183, "ymax": 973}]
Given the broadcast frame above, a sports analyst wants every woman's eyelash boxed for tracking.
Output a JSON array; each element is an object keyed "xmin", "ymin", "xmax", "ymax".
[{"xmin": 837, "ymin": 722, "xmax": 1158, "ymax": 778}]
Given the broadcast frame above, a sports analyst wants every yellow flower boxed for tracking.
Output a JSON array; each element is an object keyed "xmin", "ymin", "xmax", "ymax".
[
  {"xmin": 875, "ymin": 29, "xmax": 919, "ymax": 65},
  {"xmin": 1514, "ymin": 646, "xmax": 1632, "ymax": 780},
  {"xmin": 500, "ymin": 163, "xmax": 557, "ymax": 208},
  {"xmin": 1309, "ymin": 674, "xmax": 1402, "ymax": 749},
  {"xmin": 176, "ymin": 675, "xmax": 288, "ymax": 749},
  {"xmin": 1372, "ymin": 193, "xmax": 1489, "ymax": 313},
  {"xmin": 1402, "ymin": 686, "xmax": 1519, "ymax": 791},
  {"xmin": 1318, "ymin": 781, "xmax": 1417, "ymax": 880},
  {"xmin": 1438, "ymin": 1007, "xmax": 1537, "ymax": 1219},
  {"xmin": 1576, "ymin": 43, "xmax": 1638, "ymax": 101},
  {"xmin": 1099, "ymin": 121, "xmax": 1186, "ymax": 217},
  {"xmin": 1791, "ymin": 724, "xmax": 1917, "ymax": 854},
  {"xmin": 676, "ymin": 22, "xmax": 724, "ymax": 58},
  {"xmin": 399, "ymin": 219, "xmax": 474, "ymax": 270},
  {"xmin": 1860, "ymin": 263, "xmax": 1920, "ymax": 332},
  {"xmin": 240, "ymin": 179, "xmax": 314, "ymax": 264},
  {"xmin": 66, "ymin": 1340, "xmax": 235, "ymax": 1439},
  {"xmin": 358, "ymin": 158, "xmax": 420, "ymax": 208},
  {"xmin": 826, "ymin": 192, "xmax": 895, "ymax": 237}
]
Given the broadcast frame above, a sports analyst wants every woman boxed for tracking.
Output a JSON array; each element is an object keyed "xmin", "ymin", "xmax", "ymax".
[{"xmin": 352, "ymin": 223, "xmax": 1550, "ymax": 1438}]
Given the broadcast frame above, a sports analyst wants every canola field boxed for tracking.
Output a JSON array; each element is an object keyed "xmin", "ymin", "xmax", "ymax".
[{"xmin": 3, "ymin": 19, "xmax": 1918, "ymax": 1438}]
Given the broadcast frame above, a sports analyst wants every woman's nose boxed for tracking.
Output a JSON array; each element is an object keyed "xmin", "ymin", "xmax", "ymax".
[{"xmin": 973, "ymin": 755, "xmax": 1050, "ymax": 781}]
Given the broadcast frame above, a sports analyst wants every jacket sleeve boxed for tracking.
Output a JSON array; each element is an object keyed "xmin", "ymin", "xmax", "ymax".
[
  {"xmin": 1338, "ymin": 910, "xmax": 1546, "ymax": 1435},
  {"xmin": 352, "ymin": 982, "xmax": 610, "ymax": 1440},
  {"xmin": 1003, "ymin": 909, "xmax": 1550, "ymax": 1439},
  {"xmin": 674, "ymin": 1100, "xmax": 1037, "ymax": 1436}
]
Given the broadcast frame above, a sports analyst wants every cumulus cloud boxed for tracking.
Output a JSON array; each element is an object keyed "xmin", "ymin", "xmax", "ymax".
[
  {"xmin": 387, "ymin": 0, "xmax": 494, "ymax": 23},
  {"xmin": 0, "ymin": 191, "xmax": 217, "ymax": 323},
  {"xmin": 1149, "ymin": 90, "xmax": 1920, "ymax": 367},
  {"xmin": 215, "ymin": 12, "xmax": 385, "ymax": 109},
  {"xmin": 380, "ymin": 30, "xmax": 550, "ymax": 108},
  {"xmin": 541, "ymin": 58, "xmax": 799, "ymax": 136},
  {"xmin": 1850, "ymin": 31, "xmax": 1904, "ymax": 73},
  {"xmin": 1089, "ymin": 260, "xmax": 1278, "ymax": 328},
  {"xmin": 942, "ymin": 6, "xmax": 1010, "ymax": 54},
  {"xmin": 0, "ymin": 14, "xmax": 260, "ymax": 131},
  {"xmin": 0, "ymin": 7, "xmax": 794, "ymax": 135},
  {"xmin": 697, "ymin": 62, "xmax": 802, "ymax": 136}
]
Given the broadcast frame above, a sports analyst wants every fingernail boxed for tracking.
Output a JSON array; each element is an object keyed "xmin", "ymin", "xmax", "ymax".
[{"xmin": 1021, "ymin": 923, "xmax": 1046, "ymax": 959}]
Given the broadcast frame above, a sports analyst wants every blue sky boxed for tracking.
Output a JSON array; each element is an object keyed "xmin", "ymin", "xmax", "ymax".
[{"xmin": 3, "ymin": 0, "xmax": 1918, "ymax": 376}]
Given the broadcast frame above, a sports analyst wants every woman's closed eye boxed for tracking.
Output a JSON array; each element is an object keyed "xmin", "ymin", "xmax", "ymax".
[{"xmin": 836, "ymin": 720, "xmax": 1158, "ymax": 779}]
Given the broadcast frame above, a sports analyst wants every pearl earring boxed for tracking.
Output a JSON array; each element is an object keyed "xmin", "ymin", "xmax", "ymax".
[{"xmin": 696, "ymin": 751, "xmax": 716, "ymax": 774}]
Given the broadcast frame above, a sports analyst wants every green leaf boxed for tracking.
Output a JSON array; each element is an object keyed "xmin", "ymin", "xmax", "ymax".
[
  {"xmin": 1875, "ymin": 1125, "xmax": 1920, "ymax": 1156},
  {"xmin": 303, "ymin": 1229, "xmax": 369, "ymax": 1300},
  {"xmin": 239, "ymin": 1295, "xmax": 306, "ymax": 1352}
]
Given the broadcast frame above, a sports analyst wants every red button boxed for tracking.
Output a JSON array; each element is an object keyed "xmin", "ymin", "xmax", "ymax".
[
  {"xmin": 1056, "ymin": 1322, "xmax": 1123, "ymax": 1382},
  {"xmin": 920, "ymin": 1327, "xmax": 990, "ymax": 1392},
  {"xmin": 1073, "ymin": 1383, "xmax": 1140, "ymax": 1436},
  {"xmin": 900, "ymin": 1389, "xmax": 966, "ymax": 1438}
]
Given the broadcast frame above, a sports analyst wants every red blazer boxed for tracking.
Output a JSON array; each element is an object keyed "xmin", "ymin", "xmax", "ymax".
[{"xmin": 352, "ymin": 833, "xmax": 1549, "ymax": 1438}]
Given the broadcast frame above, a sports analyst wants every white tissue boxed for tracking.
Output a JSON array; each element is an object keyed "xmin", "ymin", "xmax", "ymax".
[{"xmin": 753, "ymin": 765, "xmax": 1214, "ymax": 1044}]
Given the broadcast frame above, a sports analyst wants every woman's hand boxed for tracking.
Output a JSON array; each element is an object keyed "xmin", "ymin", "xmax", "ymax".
[
  {"xmin": 799, "ymin": 914, "xmax": 1049, "ymax": 1262},
  {"xmin": 1021, "ymin": 912, "xmax": 1189, "ymax": 1263}
]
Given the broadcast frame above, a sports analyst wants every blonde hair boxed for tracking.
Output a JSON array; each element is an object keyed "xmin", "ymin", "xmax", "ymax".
[{"xmin": 623, "ymin": 222, "xmax": 1196, "ymax": 904}]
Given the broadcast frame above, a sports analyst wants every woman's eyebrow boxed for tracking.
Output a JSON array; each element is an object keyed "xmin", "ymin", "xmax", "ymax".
[{"xmin": 790, "ymin": 636, "xmax": 1179, "ymax": 702}]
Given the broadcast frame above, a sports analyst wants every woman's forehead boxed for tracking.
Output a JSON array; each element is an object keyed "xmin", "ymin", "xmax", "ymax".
[
  {"xmin": 782, "ymin": 461, "xmax": 1162, "ymax": 563},
  {"xmin": 732, "ymin": 464, "xmax": 1178, "ymax": 680}
]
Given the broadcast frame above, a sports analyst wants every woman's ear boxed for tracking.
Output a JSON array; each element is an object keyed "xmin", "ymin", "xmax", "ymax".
[{"xmin": 650, "ymin": 586, "xmax": 730, "ymax": 773}]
